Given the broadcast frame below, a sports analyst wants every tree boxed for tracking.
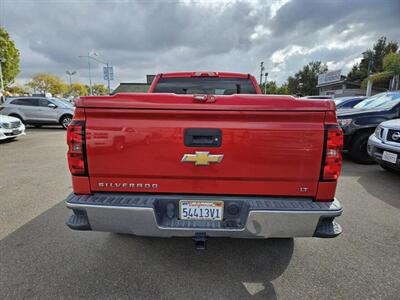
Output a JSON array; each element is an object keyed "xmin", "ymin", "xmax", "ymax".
[
  {"xmin": 92, "ymin": 84, "xmax": 108, "ymax": 95},
  {"xmin": 383, "ymin": 52, "xmax": 400, "ymax": 75},
  {"xmin": 286, "ymin": 61, "xmax": 327, "ymax": 96},
  {"xmin": 383, "ymin": 52, "xmax": 400, "ymax": 90},
  {"xmin": 347, "ymin": 37, "xmax": 399, "ymax": 83},
  {"xmin": 69, "ymin": 83, "xmax": 89, "ymax": 97},
  {"xmin": 371, "ymin": 36, "xmax": 388, "ymax": 73},
  {"xmin": 260, "ymin": 81, "xmax": 289, "ymax": 95},
  {"xmin": 276, "ymin": 83, "xmax": 289, "ymax": 95},
  {"xmin": 26, "ymin": 73, "xmax": 67, "ymax": 95},
  {"xmin": 0, "ymin": 26, "xmax": 20, "ymax": 88},
  {"xmin": 6, "ymin": 84, "xmax": 26, "ymax": 95},
  {"xmin": 361, "ymin": 52, "xmax": 400, "ymax": 91}
]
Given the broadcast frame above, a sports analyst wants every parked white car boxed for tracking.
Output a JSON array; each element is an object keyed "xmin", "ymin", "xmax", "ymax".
[
  {"xmin": 0, "ymin": 115, "xmax": 26, "ymax": 141},
  {"xmin": 368, "ymin": 118, "xmax": 400, "ymax": 173}
]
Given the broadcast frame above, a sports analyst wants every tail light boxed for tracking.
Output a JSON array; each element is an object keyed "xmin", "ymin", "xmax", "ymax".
[
  {"xmin": 321, "ymin": 126, "xmax": 343, "ymax": 181},
  {"xmin": 67, "ymin": 119, "xmax": 87, "ymax": 176}
]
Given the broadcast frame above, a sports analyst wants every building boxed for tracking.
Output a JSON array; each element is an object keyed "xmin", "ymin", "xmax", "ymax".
[
  {"xmin": 111, "ymin": 75, "xmax": 155, "ymax": 94},
  {"xmin": 317, "ymin": 70, "xmax": 383, "ymax": 97}
]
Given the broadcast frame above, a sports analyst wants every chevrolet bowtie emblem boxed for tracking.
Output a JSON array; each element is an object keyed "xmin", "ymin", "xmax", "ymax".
[{"xmin": 181, "ymin": 151, "xmax": 224, "ymax": 166}]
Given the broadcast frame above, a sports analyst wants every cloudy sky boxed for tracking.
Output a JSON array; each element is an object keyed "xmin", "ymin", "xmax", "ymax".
[{"xmin": 1, "ymin": 0, "xmax": 399, "ymax": 88}]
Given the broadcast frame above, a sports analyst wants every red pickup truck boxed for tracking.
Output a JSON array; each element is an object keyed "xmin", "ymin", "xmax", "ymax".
[{"xmin": 65, "ymin": 72, "xmax": 343, "ymax": 249}]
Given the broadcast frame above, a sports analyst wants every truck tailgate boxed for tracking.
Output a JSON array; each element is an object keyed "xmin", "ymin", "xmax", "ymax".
[{"xmin": 82, "ymin": 94, "xmax": 330, "ymax": 197}]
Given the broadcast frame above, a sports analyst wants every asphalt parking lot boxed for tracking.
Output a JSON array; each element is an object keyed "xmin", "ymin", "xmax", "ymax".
[{"xmin": 1, "ymin": 128, "xmax": 399, "ymax": 299}]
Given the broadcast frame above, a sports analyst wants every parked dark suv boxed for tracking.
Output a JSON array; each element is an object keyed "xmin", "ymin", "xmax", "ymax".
[{"xmin": 337, "ymin": 91, "xmax": 400, "ymax": 163}]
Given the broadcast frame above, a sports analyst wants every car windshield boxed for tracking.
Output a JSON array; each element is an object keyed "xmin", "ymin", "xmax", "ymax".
[
  {"xmin": 334, "ymin": 99, "xmax": 348, "ymax": 105},
  {"xmin": 50, "ymin": 98, "xmax": 74, "ymax": 108},
  {"xmin": 353, "ymin": 92, "xmax": 400, "ymax": 110}
]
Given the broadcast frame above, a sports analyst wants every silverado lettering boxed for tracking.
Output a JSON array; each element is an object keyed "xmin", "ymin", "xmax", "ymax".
[
  {"xmin": 98, "ymin": 182, "xmax": 159, "ymax": 189},
  {"xmin": 65, "ymin": 72, "xmax": 344, "ymax": 249}
]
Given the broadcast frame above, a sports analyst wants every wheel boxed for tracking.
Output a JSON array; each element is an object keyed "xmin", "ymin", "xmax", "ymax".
[
  {"xmin": 349, "ymin": 131, "xmax": 375, "ymax": 164},
  {"xmin": 60, "ymin": 115, "xmax": 72, "ymax": 129},
  {"xmin": 380, "ymin": 164, "xmax": 400, "ymax": 174}
]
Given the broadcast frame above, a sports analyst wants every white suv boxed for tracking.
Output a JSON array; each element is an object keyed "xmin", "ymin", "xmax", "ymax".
[{"xmin": 368, "ymin": 119, "xmax": 400, "ymax": 173}]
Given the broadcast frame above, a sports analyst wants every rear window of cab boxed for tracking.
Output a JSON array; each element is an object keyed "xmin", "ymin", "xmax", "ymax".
[{"xmin": 153, "ymin": 77, "xmax": 257, "ymax": 95}]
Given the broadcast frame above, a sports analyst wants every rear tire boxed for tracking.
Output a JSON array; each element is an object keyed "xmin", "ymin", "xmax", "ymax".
[
  {"xmin": 349, "ymin": 131, "xmax": 375, "ymax": 164},
  {"xmin": 60, "ymin": 115, "xmax": 72, "ymax": 129}
]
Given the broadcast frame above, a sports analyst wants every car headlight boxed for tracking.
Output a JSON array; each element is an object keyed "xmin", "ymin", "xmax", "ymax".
[
  {"xmin": 338, "ymin": 118, "xmax": 352, "ymax": 127},
  {"xmin": 374, "ymin": 126, "xmax": 382, "ymax": 139}
]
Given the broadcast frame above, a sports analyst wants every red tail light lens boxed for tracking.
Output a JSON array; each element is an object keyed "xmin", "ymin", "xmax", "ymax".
[
  {"xmin": 322, "ymin": 126, "xmax": 343, "ymax": 180},
  {"xmin": 67, "ymin": 120, "xmax": 87, "ymax": 176}
]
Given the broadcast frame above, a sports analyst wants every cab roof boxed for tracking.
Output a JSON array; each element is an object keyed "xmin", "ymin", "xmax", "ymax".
[{"xmin": 159, "ymin": 72, "xmax": 250, "ymax": 78}]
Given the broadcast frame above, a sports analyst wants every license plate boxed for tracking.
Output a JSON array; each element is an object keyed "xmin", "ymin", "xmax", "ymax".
[
  {"xmin": 179, "ymin": 200, "xmax": 224, "ymax": 221},
  {"xmin": 12, "ymin": 129, "xmax": 21, "ymax": 135},
  {"xmin": 382, "ymin": 151, "xmax": 398, "ymax": 164}
]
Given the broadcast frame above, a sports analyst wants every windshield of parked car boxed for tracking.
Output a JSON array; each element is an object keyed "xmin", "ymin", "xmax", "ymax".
[
  {"xmin": 50, "ymin": 98, "xmax": 74, "ymax": 108},
  {"xmin": 334, "ymin": 98, "xmax": 349, "ymax": 105},
  {"xmin": 153, "ymin": 77, "xmax": 257, "ymax": 95},
  {"xmin": 353, "ymin": 92, "xmax": 400, "ymax": 110}
]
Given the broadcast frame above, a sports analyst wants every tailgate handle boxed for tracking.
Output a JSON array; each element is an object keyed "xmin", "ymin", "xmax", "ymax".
[
  {"xmin": 193, "ymin": 94, "xmax": 216, "ymax": 103},
  {"xmin": 184, "ymin": 128, "xmax": 222, "ymax": 147}
]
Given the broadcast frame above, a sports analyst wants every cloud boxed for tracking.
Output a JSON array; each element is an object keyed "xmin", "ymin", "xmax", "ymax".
[{"xmin": 1, "ymin": 0, "xmax": 399, "ymax": 86}]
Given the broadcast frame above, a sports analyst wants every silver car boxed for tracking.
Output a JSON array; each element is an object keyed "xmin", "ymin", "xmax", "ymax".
[
  {"xmin": 0, "ymin": 97, "xmax": 75, "ymax": 129},
  {"xmin": 368, "ymin": 118, "xmax": 400, "ymax": 173}
]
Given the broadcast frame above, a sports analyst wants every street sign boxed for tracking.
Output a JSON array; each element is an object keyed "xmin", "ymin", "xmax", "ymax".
[
  {"xmin": 103, "ymin": 66, "xmax": 108, "ymax": 80},
  {"xmin": 103, "ymin": 66, "xmax": 114, "ymax": 81},
  {"xmin": 318, "ymin": 70, "xmax": 341, "ymax": 85},
  {"xmin": 109, "ymin": 66, "xmax": 114, "ymax": 81}
]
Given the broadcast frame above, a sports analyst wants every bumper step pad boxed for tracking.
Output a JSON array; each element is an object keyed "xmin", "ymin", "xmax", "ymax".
[
  {"xmin": 66, "ymin": 213, "xmax": 91, "ymax": 231},
  {"xmin": 314, "ymin": 219, "xmax": 342, "ymax": 238}
]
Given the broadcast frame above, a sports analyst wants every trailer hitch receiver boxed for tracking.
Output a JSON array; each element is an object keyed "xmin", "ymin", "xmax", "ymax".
[{"xmin": 193, "ymin": 232, "xmax": 207, "ymax": 250}]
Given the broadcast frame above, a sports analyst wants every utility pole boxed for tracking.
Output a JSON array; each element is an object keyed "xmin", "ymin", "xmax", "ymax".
[
  {"xmin": 79, "ymin": 52, "xmax": 96, "ymax": 95},
  {"xmin": 105, "ymin": 62, "xmax": 111, "ymax": 94},
  {"xmin": 66, "ymin": 70, "xmax": 76, "ymax": 96},
  {"xmin": 79, "ymin": 52, "xmax": 111, "ymax": 95},
  {"xmin": 0, "ymin": 47, "xmax": 5, "ymax": 103},
  {"xmin": 87, "ymin": 53, "xmax": 92, "ymax": 95},
  {"xmin": 259, "ymin": 61, "xmax": 265, "ymax": 85},
  {"xmin": 66, "ymin": 70, "xmax": 76, "ymax": 86},
  {"xmin": 367, "ymin": 58, "xmax": 373, "ymax": 77},
  {"xmin": 264, "ymin": 72, "xmax": 268, "ymax": 94},
  {"xmin": 366, "ymin": 58, "xmax": 374, "ymax": 97}
]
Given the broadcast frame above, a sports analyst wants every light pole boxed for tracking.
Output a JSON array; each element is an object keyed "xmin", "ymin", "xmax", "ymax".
[
  {"xmin": 66, "ymin": 70, "xmax": 76, "ymax": 85},
  {"xmin": 259, "ymin": 61, "xmax": 265, "ymax": 85},
  {"xmin": 90, "ymin": 55, "xmax": 111, "ymax": 94},
  {"xmin": 79, "ymin": 51, "xmax": 97, "ymax": 95},
  {"xmin": 0, "ymin": 47, "xmax": 5, "ymax": 102},
  {"xmin": 264, "ymin": 72, "xmax": 268, "ymax": 94},
  {"xmin": 79, "ymin": 52, "xmax": 111, "ymax": 95},
  {"xmin": 66, "ymin": 70, "xmax": 76, "ymax": 96}
]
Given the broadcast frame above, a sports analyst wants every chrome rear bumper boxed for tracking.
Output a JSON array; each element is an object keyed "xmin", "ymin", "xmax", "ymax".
[{"xmin": 65, "ymin": 193, "xmax": 342, "ymax": 238}]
